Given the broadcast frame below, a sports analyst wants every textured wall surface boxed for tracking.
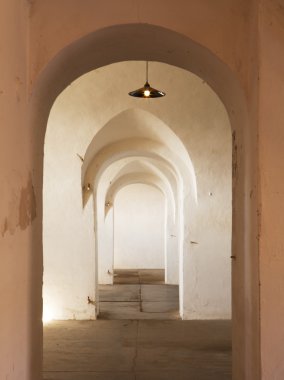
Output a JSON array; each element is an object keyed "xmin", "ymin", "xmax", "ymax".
[
  {"xmin": 0, "ymin": 1, "xmax": 38, "ymax": 379},
  {"xmin": 259, "ymin": 2, "xmax": 284, "ymax": 378},
  {"xmin": 114, "ymin": 184, "xmax": 165, "ymax": 269}
]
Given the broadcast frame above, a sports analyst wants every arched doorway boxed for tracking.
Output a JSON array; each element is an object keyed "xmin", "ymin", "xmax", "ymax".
[{"xmin": 31, "ymin": 24, "xmax": 259, "ymax": 379}]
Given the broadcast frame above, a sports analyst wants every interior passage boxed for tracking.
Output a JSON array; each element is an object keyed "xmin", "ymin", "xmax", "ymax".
[{"xmin": 98, "ymin": 269, "xmax": 179, "ymax": 320}]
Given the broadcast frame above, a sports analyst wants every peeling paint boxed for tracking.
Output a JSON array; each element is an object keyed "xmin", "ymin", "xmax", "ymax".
[
  {"xmin": 18, "ymin": 173, "xmax": 37, "ymax": 230},
  {"xmin": 1, "ymin": 218, "xmax": 8, "ymax": 237},
  {"xmin": 1, "ymin": 173, "xmax": 36, "ymax": 238}
]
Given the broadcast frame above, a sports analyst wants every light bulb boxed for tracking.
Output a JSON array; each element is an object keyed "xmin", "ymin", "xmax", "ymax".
[{"xmin": 144, "ymin": 89, "xmax": 150, "ymax": 97}]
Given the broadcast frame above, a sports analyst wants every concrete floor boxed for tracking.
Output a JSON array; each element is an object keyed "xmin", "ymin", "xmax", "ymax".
[
  {"xmin": 43, "ymin": 270, "xmax": 231, "ymax": 379},
  {"xmin": 43, "ymin": 319, "xmax": 232, "ymax": 380},
  {"xmin": 99, "ymin": 269, "xmax": 179, "ymax": 319},
  {"xmin": 113, "ymin": 269, "xmax": 165, "ymax": 285},
  {"xmin": 98, "ymin": 284, "xmax": 179, "ymax": 320}
]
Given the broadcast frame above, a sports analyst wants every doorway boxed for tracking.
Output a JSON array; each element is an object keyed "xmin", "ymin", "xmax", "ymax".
[
  {"xmin": 42, "ymin": 59, "xmax": 232, "ymax": 379},
  {"xmin": 98, "ymin": 183, "xmax": 180, "ymax": 320},
  {"xmin": 33, "ymin": 22, "xmax": 260, "ymax": 380}
]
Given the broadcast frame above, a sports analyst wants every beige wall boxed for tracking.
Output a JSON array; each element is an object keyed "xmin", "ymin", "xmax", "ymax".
[
  {"xmin": 2, "ymin": 0, "xmax": 284, "ymax": 379},
  {"xmin": 259, "ymin": 2, "xmax": 284, "ymax": 378},
  {"xmin": 28, "ymin": 0, "xmax": 255, "ymax": 92},
  {"xmin": 0, "ymin": 1, "xmax": 41, "ymax": 378}
]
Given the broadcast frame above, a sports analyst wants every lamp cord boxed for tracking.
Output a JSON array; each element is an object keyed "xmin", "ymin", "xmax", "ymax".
[{"xmin": 146, "ymin": 61, "xmax": 148, "ymax": 83}]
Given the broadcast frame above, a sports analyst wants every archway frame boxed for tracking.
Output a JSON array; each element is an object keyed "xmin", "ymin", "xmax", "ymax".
[
  {"xmin": 103, "ymin": 180, "xmax": 168, "ymax": 284},
  {"xmin": 30, "ymin": 23, "xmax": 260, "ymax": 380},
  {"xmin": 94, "ymin": 157, "xmax": 179, "ymax": 292},
  {"xmin": 84, "ymin": 135, "xmax": 196, "ymax": 311}
]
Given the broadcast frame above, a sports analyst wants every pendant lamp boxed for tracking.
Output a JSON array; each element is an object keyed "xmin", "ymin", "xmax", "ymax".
[{"xmin": 129, "ymin": 61, "xmax": 166, "ymax": 98}]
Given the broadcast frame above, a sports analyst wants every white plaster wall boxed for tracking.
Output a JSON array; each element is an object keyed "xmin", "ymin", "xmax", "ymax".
[
  {"xmin": 114, "ymin": 184, "xmax": 165, "ymax": 269},
  {"xmin": 43, "ymin": 125, "xmax": 97, "ymax": 320},
  {"xmin": 43, "ymin": 61, "xmax": 231, "ymax": 320},
  {"xmin": 97, "ymin": 208, "xmax": 114, "ymax": 285}
]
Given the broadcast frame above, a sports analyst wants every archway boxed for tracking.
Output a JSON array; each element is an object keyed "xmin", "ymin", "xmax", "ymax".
[
  {"xmin": 32, "ymin": 24, "xmax": 259, "ymax": 379},
  {"xmin": 79, "ymin": 106, "xmax": 198, "ymax": 319},
  {"xmin": 99, "ymin": 159, "xmax": 177, "ymax": 286}
]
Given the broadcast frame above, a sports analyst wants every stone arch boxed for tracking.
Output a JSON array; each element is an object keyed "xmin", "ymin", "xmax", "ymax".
[
  {"xmin": 82, "ymin": 108, "xmax": 192, "ymax": 176},
  {"xmin": 100, "ymin": 160, "xmax": 178, "ymax": 285},
  {"xmin": 30, "ymin": 23, "xmax": 259, "ymax": 380},
  {"xmin": 84, "ymin": 124, "xmax": 194, "ymax": 310},
  {"xmin": 82, "ymin": 138, "xmax": 195, "ymax": 204},
  {"xmin": 104, "ymin": 165, "xmax": 175, "ymax": 219},
  {"xmin": 81, "ymin": 107, "xmax": 197, "ymax": 203}
]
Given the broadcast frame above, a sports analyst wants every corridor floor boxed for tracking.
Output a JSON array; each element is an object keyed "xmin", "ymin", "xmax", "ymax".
[
  {"xmin": 98, "ymin": 269, "xmax": 179, "ymax": 319},
  {"xmin": 43, "ymin": 270, "xmax": 232, "ymax": 380}
]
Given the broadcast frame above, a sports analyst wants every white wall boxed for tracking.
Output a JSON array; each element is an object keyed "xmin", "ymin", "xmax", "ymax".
[
  {"xmin": 114, "ymin": 184, "xmax": 165, "ymax": 269},
  {"xmin": 98, "ymin": 208, "xmax": 114, "ymax": 285},
  {"xmin": 43, "ymin": 189, "xmax": 96, "ymax": 320},
  {"xmin": 43, "ymin": 61, "xmax": 231, "ymax": 320}
]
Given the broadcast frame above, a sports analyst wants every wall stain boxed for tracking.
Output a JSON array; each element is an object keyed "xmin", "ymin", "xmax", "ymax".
[
  {"xmin": 1, "ymin": 173, "xmax": 37, "ymax": 237},
  {"xmin": 18, "ymin": 174, "xmax": 37, "ymax": 230},
  {"xmin": 1, "ymin": 218, "xmax": 8, "ymax": 237}
]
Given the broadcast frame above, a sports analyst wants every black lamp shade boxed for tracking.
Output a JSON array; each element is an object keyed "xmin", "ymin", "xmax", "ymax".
[
  {"xmin": 129, "ymin": 81, "xmax": 166, "ymax": 98},
  {"xmin": 129, "ymin": 61, "xmax": 166, "ymax": 98}
]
